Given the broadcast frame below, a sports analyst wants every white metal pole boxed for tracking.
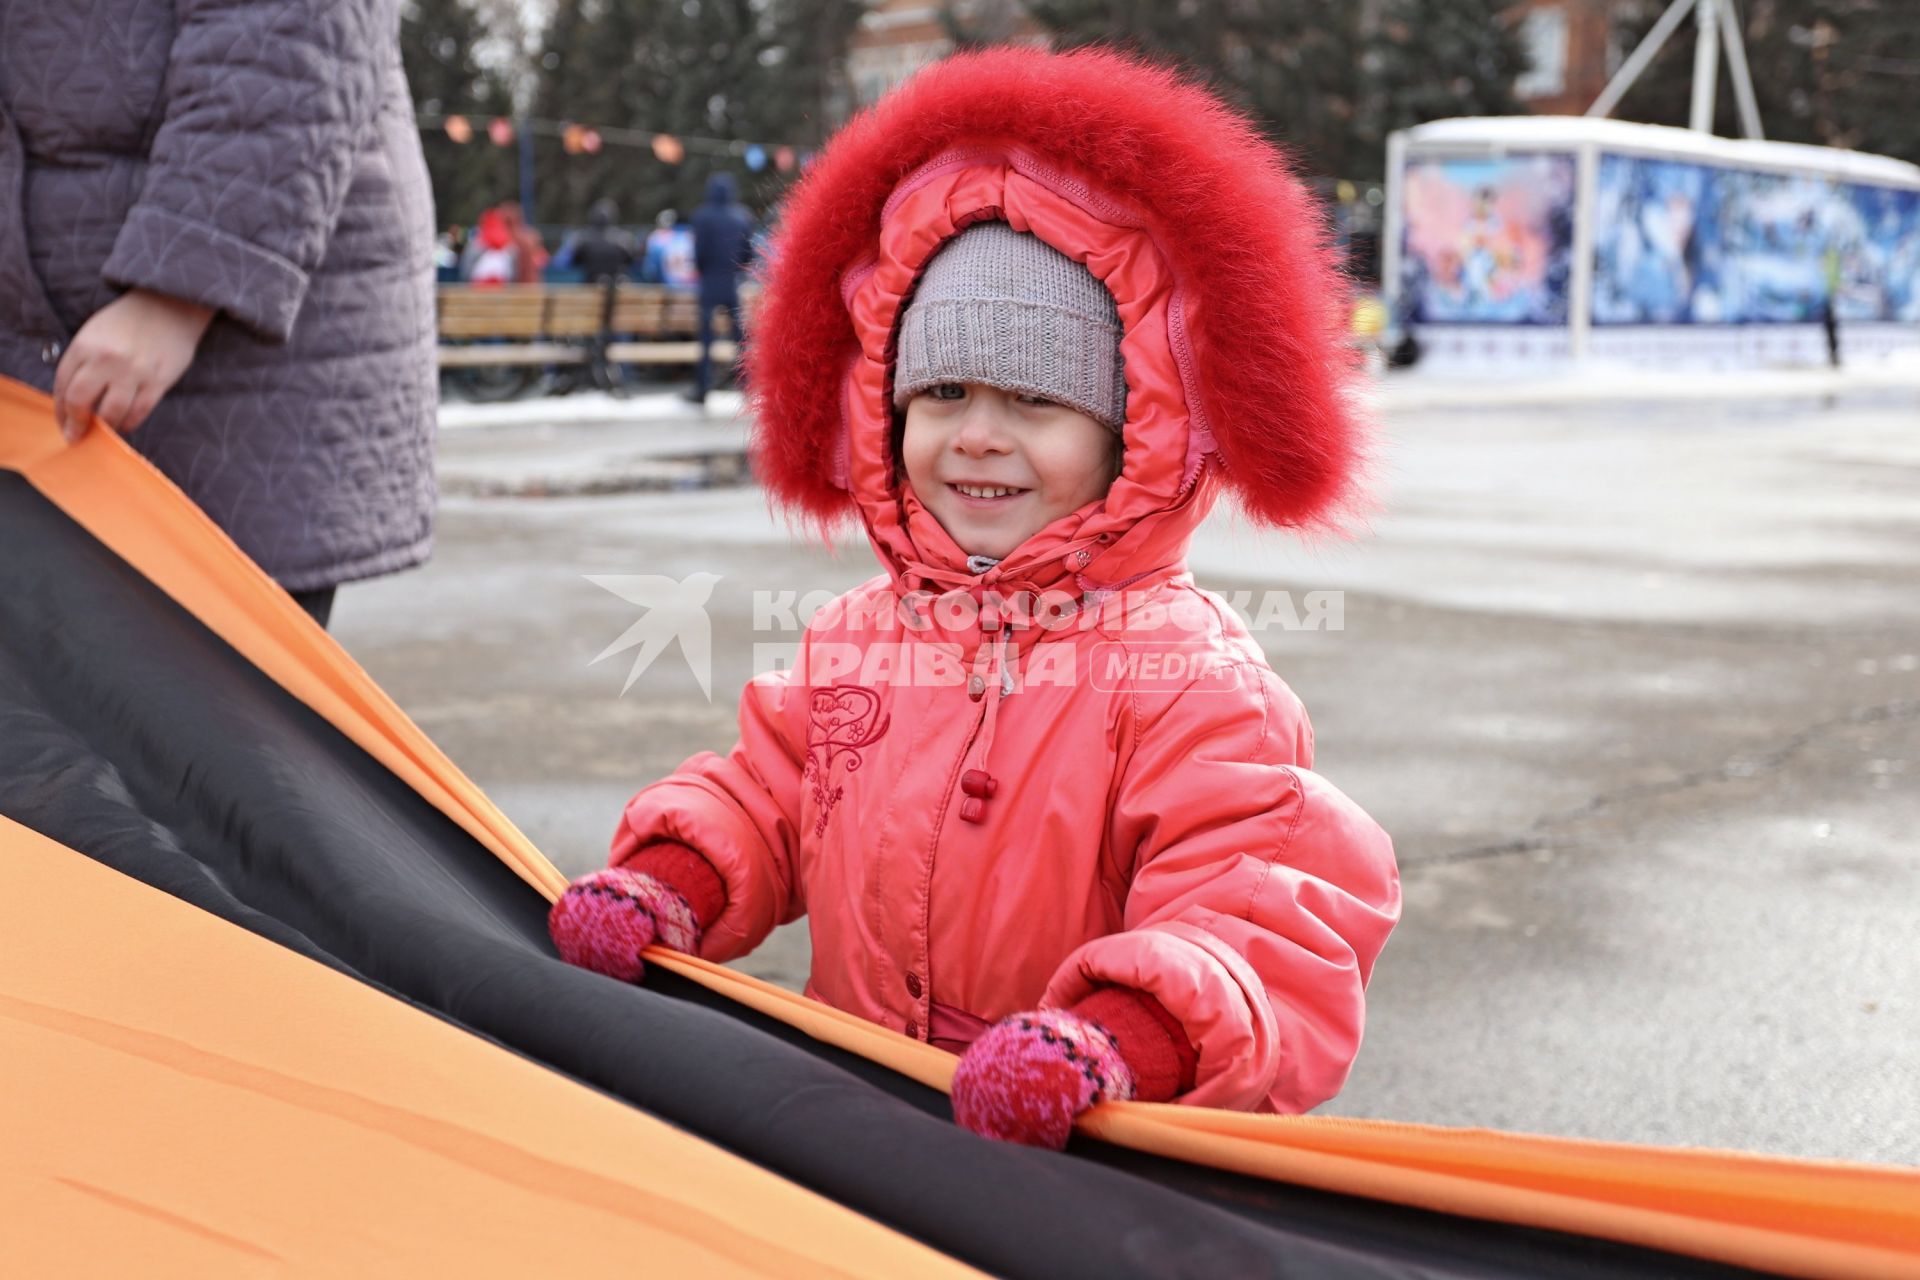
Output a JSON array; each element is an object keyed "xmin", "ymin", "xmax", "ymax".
[
  {"xmin": 1588, "ymin": 0, "xmax": 1697, "ymax": 119},
  {"xmin": 1691, "ymin": 0, "xmax": 1722, "ymax": 132},
  {"xmin": 1382, "ymin": 129, "xmax": 1408, "ymax": 324},
  {"xmin": 1569, "ymin": 143, "xmax": 1599, "ymax": 360},
  {"xmin": 1718, "ymin": 0, "xmax": 1766, "ymax": 139}
]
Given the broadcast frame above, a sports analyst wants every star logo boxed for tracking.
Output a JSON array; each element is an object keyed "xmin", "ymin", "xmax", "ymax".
[{"xmin": 586, "ymin": 572, "xmax": 723, "ymax": 699}]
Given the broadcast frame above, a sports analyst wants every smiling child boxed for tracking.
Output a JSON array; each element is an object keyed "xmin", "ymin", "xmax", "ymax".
[{"xmin": 548, "ymin": 48, "xmax": 1400, "ymax": 1150}]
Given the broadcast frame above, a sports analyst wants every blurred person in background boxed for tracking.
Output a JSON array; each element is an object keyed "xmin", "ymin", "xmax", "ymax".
[
  {"xmin": 465, "ymin": 206, "xmax": 517, "ymax": 285},
  {"xmin": 434, "ymin": 225, "xmax": 467, "ymax": 284},
  {"xmin": 683, "ymin": 173, "xmax": 756, "ymax": 405},
  {"xmin": 500, "ymin": 203, "xmax": 548, "ymax": 284},
  {"xmin": 640, "ymin": 210, "xmax": 697, "ymax": 288},
  {"xmin": 569, "ymin": 199, "xmax": 636, "ymax": 284}
]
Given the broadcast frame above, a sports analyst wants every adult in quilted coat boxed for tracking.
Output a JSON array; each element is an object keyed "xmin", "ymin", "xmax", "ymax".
[{"xmin": 0, "ymin": 0, "xmax": 437, "ymax": 596}]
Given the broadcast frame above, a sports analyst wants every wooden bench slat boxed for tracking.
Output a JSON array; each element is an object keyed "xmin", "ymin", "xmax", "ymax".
[
  {"xmin": 542, "ymin": 286, "xmax": 607, "ymax": 338},
  {"xmin": 438, "ymin": 344, "xmax": 587, "ymax": 367},
  {"xmin": 604, "ymin": 340, "xmax": 737, "ymax": 363},
  {"xmin": 435, "ymin": 284, "xmax": 755, "ymax": 366},
  {"xmin": 440, "ymin": 320, "xmax": 546, "ymax": 339}
]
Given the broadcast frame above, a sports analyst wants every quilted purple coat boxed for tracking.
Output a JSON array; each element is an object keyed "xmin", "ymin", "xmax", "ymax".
[{"xmin": 0, "ymin": 0, "xmax": 436, "ymax": 590}]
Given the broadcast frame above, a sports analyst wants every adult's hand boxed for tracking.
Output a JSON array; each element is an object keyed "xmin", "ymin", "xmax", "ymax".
[{"xmin": 53, "ymin": 288, "xmax": 216, "ymax": 442}]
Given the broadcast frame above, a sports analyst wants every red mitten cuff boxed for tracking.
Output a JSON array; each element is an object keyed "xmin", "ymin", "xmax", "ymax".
[
  {"xmin": 1068, "ymin": 986, "xmax": 1199, "ymax": 1103},
  {"xmin": 624, "ymin": 841, "xmax": 728, "ymax": 933}
]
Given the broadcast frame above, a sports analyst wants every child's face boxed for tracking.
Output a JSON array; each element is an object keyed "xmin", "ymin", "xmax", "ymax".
[{"xmin": 901, "ymin": 382, "xmax": 1120, "ymax": 560}]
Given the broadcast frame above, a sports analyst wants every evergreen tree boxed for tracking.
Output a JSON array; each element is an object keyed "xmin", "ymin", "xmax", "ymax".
[
  {"xmin": 1608, "ymin": 0, "xmax": 1920, "ymax": 164},
  {"xmin": 529, "ymin": 0, "xmax": 867, "ymax": 229},
  {"xmin": 1367, "ymin": 0, "xmax": 1529, "ymax": 157},
  {"xmin": 529, "ymin": 0, "xmax": 611, "ymax": 224},
  {"xmin": 401, "ymin": 0, "xmax": 519, "ymax": 228},
  {"xmin": 1022, "ymin": 0, "xmax": 1525, "ymax": 180},
  {"xmin": 1023, "ymin": 0, "xmax": 1369, "ymax": 177}
]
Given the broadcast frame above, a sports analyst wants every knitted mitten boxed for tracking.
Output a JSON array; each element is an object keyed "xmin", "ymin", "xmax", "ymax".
[
  {"xmin": 951, "ymin": 1009, "xmax": 1137, "ymax": 1150},
  {"xmin": 548, "ymin": 866, "xmax": 704, "ymax": 982}
]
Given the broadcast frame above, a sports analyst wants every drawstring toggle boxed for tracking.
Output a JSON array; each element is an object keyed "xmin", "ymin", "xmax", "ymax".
[{"xmin": 959, "ymin": 769, "xmax": 999, "ymax": 824}]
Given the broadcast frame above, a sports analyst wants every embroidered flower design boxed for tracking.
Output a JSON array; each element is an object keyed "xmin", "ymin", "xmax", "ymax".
[{"xmin": 804, "ymin": 685, "xmax": 891, "ymax": 836}]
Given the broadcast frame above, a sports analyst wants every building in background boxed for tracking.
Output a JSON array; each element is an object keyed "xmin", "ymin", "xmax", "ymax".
[
  {"xmin": 1385, "ymin": 115, "xmax": 1920, "ymax": 367},
  {"xmin": 847, "ymin": 1, "xmax": 1046, "ymax": 107},
  {"xmin": 1506, "ymin": 0, "xmax": 1621, "ymax": 116}
]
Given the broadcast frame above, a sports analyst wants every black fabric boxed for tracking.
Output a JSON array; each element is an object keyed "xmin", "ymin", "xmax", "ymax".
[
  {"xmin": 0, "ymin": 471, "xmax": 1777, "ymax": 1280},
  {"xmin": 290, "ymin": 585, "xmax": 335, "ymax": 628}
]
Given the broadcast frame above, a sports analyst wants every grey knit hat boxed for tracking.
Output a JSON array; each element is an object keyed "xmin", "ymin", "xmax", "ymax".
[{"xmin": 892, "ymin": 222, "xmax": 1127, "ymax": 431}]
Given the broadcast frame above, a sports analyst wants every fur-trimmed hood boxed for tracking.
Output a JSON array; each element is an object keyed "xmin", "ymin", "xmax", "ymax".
[{"xmin": 746, "ymin": 46, "xmax": 1366, "ymax": 596}]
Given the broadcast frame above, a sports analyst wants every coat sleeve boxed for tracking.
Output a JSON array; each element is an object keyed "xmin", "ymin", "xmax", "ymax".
[
  {"xmin": 1042, "ymin": 663, "xmax": 1400, "ymax": 1112},
  {"xmin": 615, "ymin": 664, "xmax": 810, "ymax": 963},
  {"xmin": 100, "ymin": 0, "xmax": 391, "ymax": 340}
]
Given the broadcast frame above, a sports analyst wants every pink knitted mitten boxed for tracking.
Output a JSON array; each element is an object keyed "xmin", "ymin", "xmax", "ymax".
[
  {"xmin": 951, "ymin": 1009, "xmax": 1137, "ymax": 1150},
  {"xmin": 548, "ymin": 866, "xmax": 703, "ymax": 983}
]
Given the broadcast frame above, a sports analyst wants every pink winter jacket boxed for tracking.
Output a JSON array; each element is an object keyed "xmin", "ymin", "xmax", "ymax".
[{"xmin": 615, "ymin": 48, "xmax": 1401, "ymax": 1113}]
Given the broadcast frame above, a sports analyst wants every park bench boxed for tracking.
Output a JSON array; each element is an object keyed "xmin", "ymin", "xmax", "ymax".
[
  {"xmin": 605, "ymin": 285, "xmax": 738, "ymax": 366},
  {"xmin": 437, "ymin": 284, "xmax": 743, "ymax": 362},
  {"xmin": 437, "ymin": 283, "xmax": 744, "ymax": 400},
  {"xmin": 436, "ymin": 285, "xmax": 588, "ymax": 369}
]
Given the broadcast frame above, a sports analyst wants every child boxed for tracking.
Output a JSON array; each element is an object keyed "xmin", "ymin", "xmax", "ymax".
[{"xmin": 550, "ymin": 48, "xmax": 1400, "ymax": 1150}]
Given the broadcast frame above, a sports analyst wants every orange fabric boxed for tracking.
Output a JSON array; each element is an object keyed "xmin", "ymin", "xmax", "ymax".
[
  {"xmin": 648, "ymin": 952, "xmax": 1920, "ymax": 1280},
  {"xmin": 5, "ymin": 372, "xmax": 1917, "ymax": 1280},
  {"xmin": 0, "ymin": 375, "xmax": 567, "ymax": 903},
  {"xmin": 0, "ymin": 815, "xmax": 979, "ymax": 1278}
]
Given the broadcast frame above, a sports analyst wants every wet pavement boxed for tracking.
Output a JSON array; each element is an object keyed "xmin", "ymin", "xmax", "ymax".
[{"xmin": 338, "ymin": 378, "xmax": 1920, "ymax": 1164}]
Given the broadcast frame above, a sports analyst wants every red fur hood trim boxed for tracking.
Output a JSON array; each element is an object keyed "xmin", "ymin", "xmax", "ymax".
[{"xmin": 747, "ymin": 46, "xmax": 1367, "ymax": 547}]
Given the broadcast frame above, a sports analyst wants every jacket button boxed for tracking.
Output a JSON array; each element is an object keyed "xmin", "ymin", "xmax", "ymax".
[
  {"xmin": 905, "ymin": 1019, "xmax": 919, "ymax": 1039},
  {"xmin": 905, "ymin": 972, "xmax": 922, "ymax": 998},
  {"xmin": 967, "ymin": 674, "xmax": 986, "ymax": 700},
  {"xmin": 40, "ymin": 341, "xmax": 63, "ymax": 365}
]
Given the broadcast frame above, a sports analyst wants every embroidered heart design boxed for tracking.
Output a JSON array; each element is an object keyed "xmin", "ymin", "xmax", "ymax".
[{"xmin": 805, "ymin": 684, "xmax": 891, "ymax": 835}]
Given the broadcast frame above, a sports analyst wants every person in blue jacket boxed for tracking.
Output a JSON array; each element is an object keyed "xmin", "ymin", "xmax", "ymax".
[{"xmin": 685, "ymin": 173, "xmax": 757, "ymax": 405}]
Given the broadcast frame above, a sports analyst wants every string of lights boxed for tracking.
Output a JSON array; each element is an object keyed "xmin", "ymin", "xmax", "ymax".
[{"xmin": 417, "ymin": 113, "xmax": 810, "ymax": 173}]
